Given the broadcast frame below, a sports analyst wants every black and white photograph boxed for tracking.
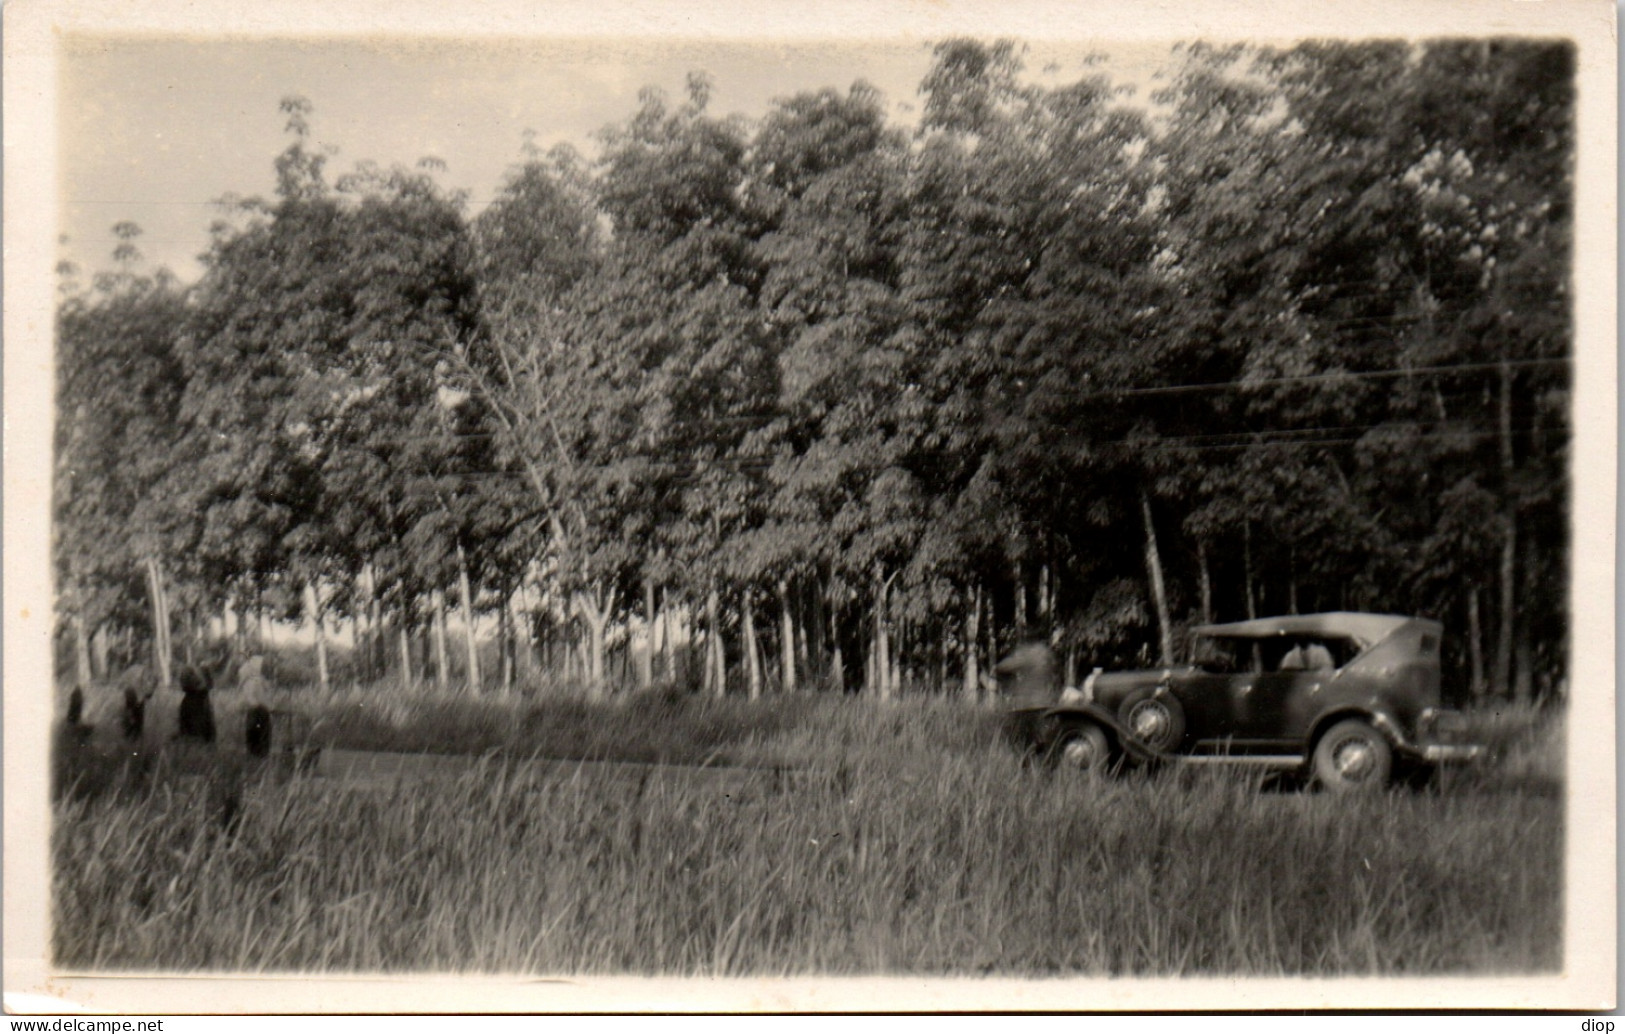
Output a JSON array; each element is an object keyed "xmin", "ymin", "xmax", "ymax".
[{"xmin": 4, "ymin": 0, "xmax": 1615, "ymax": 1014}]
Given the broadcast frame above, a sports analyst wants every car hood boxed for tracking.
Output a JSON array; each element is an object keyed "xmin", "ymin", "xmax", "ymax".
[{"xmin": 1089, "ymin": 667, "xmax": 1186, "ymax": 693}]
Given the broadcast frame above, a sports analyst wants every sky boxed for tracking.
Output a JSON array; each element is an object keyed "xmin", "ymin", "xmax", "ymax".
[{"xmin": 59, "ymin": 35, "xmax": 1180, "ymax": 285}]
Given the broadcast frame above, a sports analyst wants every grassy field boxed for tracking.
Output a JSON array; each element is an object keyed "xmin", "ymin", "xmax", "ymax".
[{"xmin": 51, "ymin": 689, "xmax": 1563, "ymax": 975}]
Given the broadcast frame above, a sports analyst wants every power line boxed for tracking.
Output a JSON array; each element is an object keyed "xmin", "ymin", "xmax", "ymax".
[
  {"xmin": 1024, "ymin": 355, "xmax": 1568, "ymax": 402},
  {"xmin": 342, "ymin": 418, "xmax": 1561, "ymax": 486},
  {"xmin": 313, "ymin": 356, "xmax": 1569, "ymax": 448}
]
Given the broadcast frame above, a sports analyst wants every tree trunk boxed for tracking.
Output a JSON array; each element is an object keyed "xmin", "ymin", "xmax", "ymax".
[
  {"xmin": 795, "ymin": 581, "xmax": 812, "ymax": 687},
  {"xmin": 1496, "ymin": 515, "xmax": 1516, "ymax": 699},
  {"xmin": 661, "ymin": 589, "xmax": 676, "ymax": 685},
  {"xmin": 433, "ymin": 591, "xmax": 450, "ymax": 693},
  {"xmin": 1013, "ymin": 555, "xmax": 1027, "ymax": 640},
  {"xmin": 962, "ymin": 583, "xmax": 982, "ymax": 700},
  {"xmin": 306, "ymin": 580, "xmax": 330, "ymax": 694},
  {"xmin": 1287, "ymin": 545, "xmax": 1299, "ymax": 615},
  {"xmin": 143, "ymin": 555, "xmax": 172, "ymax": 690},
  {"xmin": 91, "ymin": 622, "xmax": 109, "ymax": 681},
  {"xmin": 671, "ymin": 600, "xmax": 685, "ymax": 689},
  {"xmin": 181, "ymin": 606, "xmax": 197, "ymax": 669},
  {"xmin": 809, "ymin": 579, "xmax": 826, "ymax": 685},
  {"xmin": 639, "ymin": 577, "xmax": 656, "ymax": 690},
  {"xmin": 891, "ymin": 614, "xmax": 904, "ymax": 697},
  {"xmin": 457, "ymin": 544, "xmax": 481, "ymax": 694},
  {"xmin": 234, "ymin": 593, "xmax": 251, "ymax": 659},
  {"xmin": 984, "ymin": 581, "xmax": 997, "ymax": 685},
  {"xmin": 872, "ymin": 565, "xmax": 891, "ymax": 699},
  {"xmin": 576, "ymin": 587, "xmax": 611, "ymax": 698},
  {"xmin": 70, "ymin": 574, "xmax": 93, "ymax": 687},
  {"xmin": 1243, "ymin": 522, "xmax": 1257, "ymax": 620},
  {"xmin": 937, "ymin": 630, "xmax": 948, "ymax": 694},
  {"xmin": 1198, "ymin": 540, "xmax": 1214, "ymax": 625},
  {"xmin": 1514, "ymin": 637, "xmax": 1533, "ymax": 705},
  {"xmin": 513, "ymin": 580, "xmax": 534, "ymax": 681},
  {"xmin": 1467, "ymin": 589, "xmax": 1486, "ymax": 700},
  {"xmin": 398, "ymin": 617, "xmax": 414, "ymax": 687},
  {"xmin": 1496, "ymin": 357, "xmax": 1516, "ymax": 699},
  {"xmin": 1515, "ymin": 538, "xmax": 1537, "ymax": 703},
  {"xmin": 891, "ymin": 614, "xmax": 903, "ymax": 697},
  {"xmin": 828, "ymin": 590, "xmax": 845, "ymax": 694},
  {"xmin": 1140, "ymin": 488, "xmax": 1174, "ymax": 666},
  {"xmin": 1038, "ymin": 562, "xmax": 1051, "ymax": 629},
  {"xmin": 706, "ymin": 581, "xmax": 724, "ymax": 698},
  {"xmin": 779, "ymin": 577, "xmax": 796, "ymax": 693},
  {"xmin": 499, "ymin": 588, "xmax": 514, "ymax": 696},
  {"xmin": 744, "ymin": 588, "xmax": 762, "ymax": 701},
  {"xmin": 368, "ymin": 572, "xmax": 383, "ymax": 681}
]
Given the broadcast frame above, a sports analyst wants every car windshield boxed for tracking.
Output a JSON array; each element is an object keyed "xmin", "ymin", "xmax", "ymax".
[{"xmin": 1191, "ymin": 637, "xmax": 1245, "ymax": 673}]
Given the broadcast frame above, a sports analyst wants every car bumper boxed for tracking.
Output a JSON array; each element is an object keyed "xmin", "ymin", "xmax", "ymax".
[{"xmin": 1373, "ymin": 711, "xmax": 1485, "ymax": 765}]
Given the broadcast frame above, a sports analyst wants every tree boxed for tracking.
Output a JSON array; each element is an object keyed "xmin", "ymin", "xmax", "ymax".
[
  {"xmin": 178, "ymin": 100, "xmax": 486, "ymax": 690},
  {"xmin": 54, "ymin": 232, "xmax": 189, "ymax": 685}
]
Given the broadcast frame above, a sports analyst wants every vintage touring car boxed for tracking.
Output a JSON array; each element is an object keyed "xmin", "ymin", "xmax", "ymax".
[{"xmin": 1005, "ymin": 612, "xmax": 1484, "ymax": 791}]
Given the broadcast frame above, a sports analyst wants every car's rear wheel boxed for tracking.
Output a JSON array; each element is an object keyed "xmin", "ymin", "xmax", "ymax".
[
  {"xmin": 1118, "ymin": 687, "xmax": 1186, "ymax": 753},
  {"xmin": 1312, "ymin": 719, "xmax": 1393, "ymax": 792},
  {"xmin": 1049, "ymin": 721, "xmax": 1111, "ymax": 775}
]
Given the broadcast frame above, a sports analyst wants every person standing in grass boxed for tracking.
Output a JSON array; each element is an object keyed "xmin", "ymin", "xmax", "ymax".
[
  {"xmin": 996, "ymin": 640, "xmax": 1063, "ymax": 757},
  {"xmin": 239, "ymin": 654, "xmax": 274, "ymax": 759},
  {"xmin": 995, "ymin": 640, "xmax": 1062, "ymax": 708},
  {"xmin": 176, "ymin": 664, "xmax": 217, "ymax": 743}
]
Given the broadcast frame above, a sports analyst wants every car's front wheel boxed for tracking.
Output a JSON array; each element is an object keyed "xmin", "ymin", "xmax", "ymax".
[
  {"xmin": 1312, "ymin": 719, "xmax": 1393, "ymax": 792},
  {"xmin": 1119, "ymin": 687, "xmax": 1186, "ymax": 753},
  {"xmin": 1049, "ymin": 721, "xmax": 1112, "ymax": 775}
]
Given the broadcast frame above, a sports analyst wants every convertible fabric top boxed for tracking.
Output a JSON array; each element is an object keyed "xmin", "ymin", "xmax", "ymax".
[{"xmin": 1190, "ymin": 612, "xmax": 1432, "ymax": 650}]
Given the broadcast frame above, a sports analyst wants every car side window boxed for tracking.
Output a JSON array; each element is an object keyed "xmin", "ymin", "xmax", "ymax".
[{"xmin": 1274, "ymin": 638, "xmax": 1344, "ymax": 671}]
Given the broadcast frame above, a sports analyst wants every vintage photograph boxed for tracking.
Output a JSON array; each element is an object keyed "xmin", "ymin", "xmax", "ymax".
[{"xmin": 5, "ymin": 0, "xmax": 1615, "ymax": 1014}]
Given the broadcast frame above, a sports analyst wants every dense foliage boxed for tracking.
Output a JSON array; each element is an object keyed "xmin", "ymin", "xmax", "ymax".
[{"xmin": 55, "ymin": 39, "xmax": 1572, "ymax": 703}]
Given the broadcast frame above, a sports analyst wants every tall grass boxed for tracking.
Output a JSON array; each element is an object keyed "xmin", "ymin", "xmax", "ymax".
[{"xmin": 52, "ymin": 697, "xmax": 1561, "ymax": 975}]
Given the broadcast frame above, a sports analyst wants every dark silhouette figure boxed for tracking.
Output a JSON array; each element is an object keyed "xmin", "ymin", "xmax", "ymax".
[
  {"xmin": 176, "ymin": 664, "xmax": 216, "ymax": 744},
  {"xmin": 245, "ymin": 705, "xmax": 273, "ymax": 758},
  {"xmin": 995, "ymin": 640, "xmax": 1061, "ymax": 708},
  {"xmin": 121, "ymin": 686, "xmax": 147, "ymax": 742},
  {"xmin": 62, "ymin": 687, "xmax": 92, "ymax": 746}
]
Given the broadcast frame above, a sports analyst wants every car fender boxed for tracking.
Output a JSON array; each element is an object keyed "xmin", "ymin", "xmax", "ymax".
[
  {"xmin": 1038, "ymin": 702, "xmax": 1167, "ymax": 767},
  {"xmin": 1306, "ymin": 704, "xmax": 1411, "ymax": 754}
]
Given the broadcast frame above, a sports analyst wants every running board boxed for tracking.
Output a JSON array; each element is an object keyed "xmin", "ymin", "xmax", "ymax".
[{"xmin": 1175, "ymin": 754, "xmax": 1305, "ymax": 770}]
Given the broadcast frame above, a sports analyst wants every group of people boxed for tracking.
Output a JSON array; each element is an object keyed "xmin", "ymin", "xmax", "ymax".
[{"xmin": 60, "ymin": 653, "xmax": 275, "ymax": 752}]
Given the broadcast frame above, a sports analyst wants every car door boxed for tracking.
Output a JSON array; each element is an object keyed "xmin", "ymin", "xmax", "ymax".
[
  {"xmin": 1249, "ymin": 638, "xmax": 1343, "ymax": 745},
  {"xmin": 1239, "ymin": 670, "xmax": 1317, "ymax": 746},
  {"xmin": 1165, "ymin": 669, "xmax": 1233, "ymax": 744}
]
